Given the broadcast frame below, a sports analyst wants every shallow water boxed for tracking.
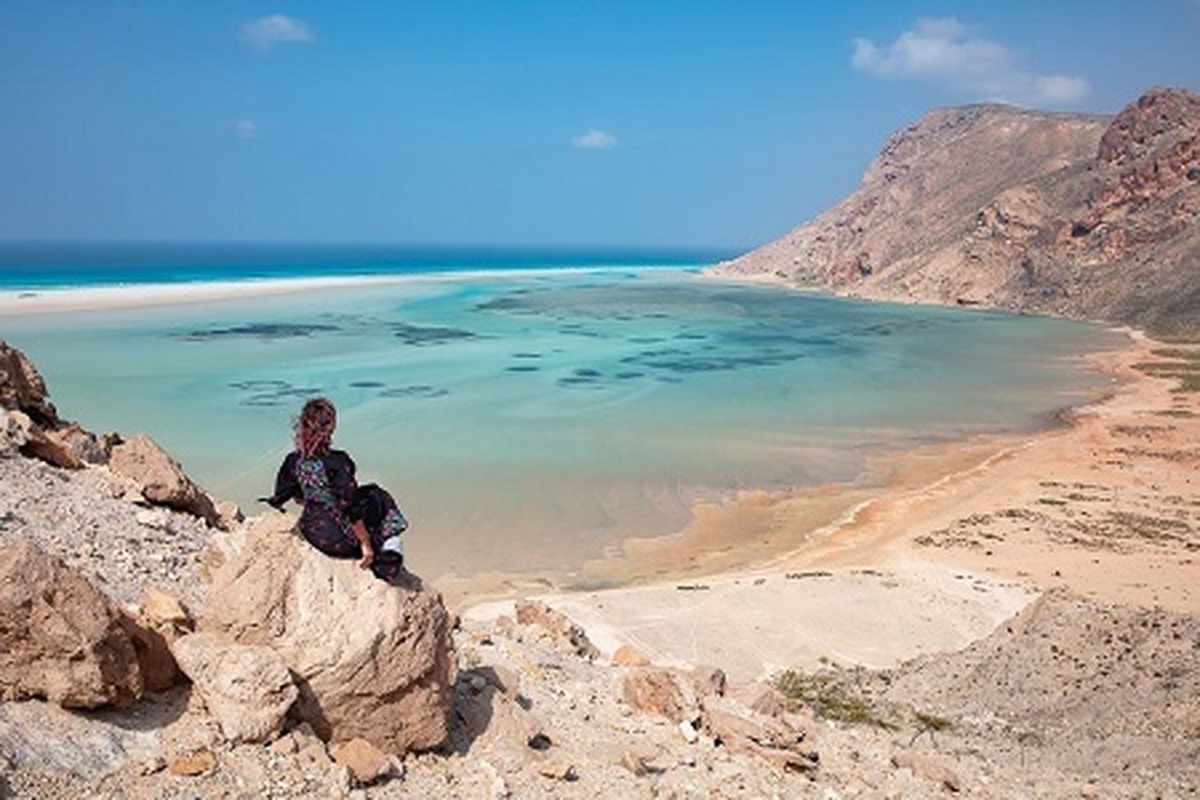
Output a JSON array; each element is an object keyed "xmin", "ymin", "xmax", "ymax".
[{"xmin": 3, "ymin": 269, "xmax": 1123, "ymax": 579}]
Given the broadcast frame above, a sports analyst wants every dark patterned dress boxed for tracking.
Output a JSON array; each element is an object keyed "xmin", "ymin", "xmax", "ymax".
[{"xmin": 268, "ymin": 448, "xmax": 408, "ymax": 583}]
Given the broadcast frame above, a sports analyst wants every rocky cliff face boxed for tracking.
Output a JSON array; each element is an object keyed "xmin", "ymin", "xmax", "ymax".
[{"xmin": 715, "ymin": 87, "xmax": 1200, "ymax": 339}]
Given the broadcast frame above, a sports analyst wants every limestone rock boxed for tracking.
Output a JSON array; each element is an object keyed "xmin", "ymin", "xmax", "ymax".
[
  {"xmin": 514, "ymin": 599, "xmax": 599, "ymax": 661},
  {"xmin": 0, "ymin": 342, "xmax": 108, "ymax": 468},
  {"xmin": 621, "ymin": 666, "xmax": 699, "ymax": 725},
  {"xmin": 172, "ymin": 631, "xmax": 298, "ymax": 744},
  {"xmin": 109, "ymin": 433, "xmax": 222, "ymax": 527},
  {"xmin": 141, "ymin": 586, "xmax": 194, "ymax": 631},
  {"xmin": 0, "ymin": 408, "xmax": 24, "ymax": 457},
  {"xmin": 892, "ymin": 752, "xmax": 963, "ymax": 793},
  {"xmin": 120, "ymin": 615, "xmax": 183, "ymax": 693},
  {"xmin": 702, "ymin": 694, "xmax": 818, "ymax": 773},
  {"xmin": 166, "ymin": 749, "xmax": 217, "ymax": 777},
  {"xmin": 6, "ymin": 407, "xmax": 83, "ymax": 468},
  {"xmin": 691, "ymin": 665, "xmax": 727, "ymax": 698},
  {"xmin": 330, "ymin": 737, "xmax": 397, "ymax": 785},
  {"xmin": 46, "ymin": 421, "xmax": 110, "ymax": 465},
  {"xmin": 120, "ymin": 587, "xmax": 194, "ymax": 693},
  {"xmin": 450, "ymin": 665, "xmax": 544, "ymax": 761},
  {"xmin": 611, "ymin": 644, "xmax": 650, "ymax": 667},
  {"xmin": 0, "ymin": 539, "xmax": 143, "ymax": 708},
  {"xmin": 199, "ymin": 514, "xmax": 456, "ymax": 754},
  {"xmin": 0, "ymin": 340, "xmax": 58, "ymax": 427}
]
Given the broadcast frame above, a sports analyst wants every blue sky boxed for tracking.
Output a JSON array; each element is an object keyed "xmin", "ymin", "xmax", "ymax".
[{"xmin": 1, "ymin": 2, "xmax": 1197, "ymax": 250}]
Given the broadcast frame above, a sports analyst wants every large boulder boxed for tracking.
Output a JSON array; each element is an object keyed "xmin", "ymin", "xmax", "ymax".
[
  {"xmin": 172, "ymin": 631, "xmax": 299, "ymax": 744},
  {"xmin": 0, "ymin": 540, "xmax": 143, "ymax": 708},
  {"xmin": 109, "ymin": 433, "xmax": 222, "ymax": 528},
  {"xmin": 198, "ymin": 514, "xmax": 456, "ymax": 754}
]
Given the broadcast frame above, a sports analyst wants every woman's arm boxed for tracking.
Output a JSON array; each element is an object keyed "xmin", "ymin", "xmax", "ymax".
[{"xmin": 264, "ymin": 452, "xmax": 301, "ymax": 509}]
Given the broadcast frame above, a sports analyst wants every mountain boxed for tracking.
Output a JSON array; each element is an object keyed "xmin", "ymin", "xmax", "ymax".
[{"xmin": 713, "ymin": 87, "xmax": 1200, "ymax": 340}]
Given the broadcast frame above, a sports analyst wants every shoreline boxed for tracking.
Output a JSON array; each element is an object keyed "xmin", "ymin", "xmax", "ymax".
[
  {"xmin": 454, "ymin": 327, "xmax": 1199, "ymax": 679},
  {"xmin": 0, "ymin": 265, "xmax": 693, "ymax": 317}
]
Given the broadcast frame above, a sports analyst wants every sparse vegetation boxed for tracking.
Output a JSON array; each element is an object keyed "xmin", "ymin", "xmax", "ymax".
[
  {"xmin": 1136, "ymin": 348, "xmax": 1200, "ymax": 393},
  {"xmin": 774, "ymin": 669, "xmax": 898, "ymax": 730},
  {"xmin": 910, "ymin": 711, "xmax": 954, "ymax": 746}
]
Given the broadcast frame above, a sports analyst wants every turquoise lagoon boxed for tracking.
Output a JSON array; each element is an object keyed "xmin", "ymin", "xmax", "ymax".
[{"xmin": 1, "ymin": 265, "xmax": 1123, "ymax": 580}]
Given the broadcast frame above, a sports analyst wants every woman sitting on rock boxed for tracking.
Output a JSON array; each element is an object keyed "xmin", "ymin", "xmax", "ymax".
[{"xmin": 264, "ymin": 397, "xmax": 408, "ymax": 584}]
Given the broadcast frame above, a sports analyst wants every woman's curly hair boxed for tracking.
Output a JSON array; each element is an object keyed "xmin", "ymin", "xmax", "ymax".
[{"xmin": 295, "ymin": 397, "xmax": 337, "ymax": 459}]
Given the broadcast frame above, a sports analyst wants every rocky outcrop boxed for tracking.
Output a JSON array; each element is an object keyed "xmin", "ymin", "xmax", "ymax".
[
  {"xmin": 714, "ymin": 87, "xmax": 1200, "ymax": 339},
  {"xmin": 0, "ymin": 341, "xmax": 110, "ymax": 468},
  {"xmin": 194, "ymin": 514, "xmax": 456, "ymax": 754},
  {"xmin": 109, "ymin": 434, "xmax": 223, "ymax": 528},
  {"xmin": 1, "ymin": 341, "xmax": 229, "ymax": 528},
  {"xmin": 0, "ymin": 341, "xmax": 58, "ymax": 427},
  {"xmin": 0, "ymin": 540, "xmax": 143, "ymax": 708}
]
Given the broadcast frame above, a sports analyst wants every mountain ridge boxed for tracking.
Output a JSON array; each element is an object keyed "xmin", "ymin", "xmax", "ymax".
[{"xmin": 713, "ymin": 86, "xmax": 1200, "ymax": 339}]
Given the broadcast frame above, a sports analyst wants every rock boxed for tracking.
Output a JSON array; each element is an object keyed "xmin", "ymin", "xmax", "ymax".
[
  {"xmin": 0, "ymin": 343, "xmax": 108, "ymax": 468},
  {"xmin": 45, "ymin": 421, "xmax": 108, "ymax": 465},
  {"xmin": 0, "ymin": 539, "xmax": 143, "ymax": 708},
  {"xmin": 330, "ymin": 737, "xmax": 396, "ymax": 785},
  {"xmin": 450, "ymin": 664, "xmax": 544, "ymax": 761},
  {"xmin": 691, "ymin": 665, "xmax": 727, "ymax": 698},
  {"xmin": 199, "ymin": 514, "xmax": 456, "ymax": 754},
  {"xmin": 515, "ymin": 600, "xmax": 600, "ymax": 661},
  {"xmin": 7, "ymin": 408, "xmax": 83, "ymax": 468},
  {"xmin": 748, "ymin": 686, "xmax": 789, "ymax": 718},
  {"xmin": 702, "ymin": 694, "xmax": 819, "ymax": 773},
  {"xmin": 109, "ymin": 433, "xmax": 222, "ymax": 527},
  {"xmin": 537, "ymin": 759, "xmax": 577, "ymax": 781},
  {"xmin": 621, "ymin": 666, "xmax": 699, "ymax": 724},
  {"xmin": 0, "ymin": 341, "xmax": 59, "ymax": 427},
  {"xmin": 122, "ymin": 587, "xmax": 194, "ymax": 692},
  {"xmin": 611, "ymin": 643, "xmax": 651, "ymax": 667},
  {"xmin": 141, "ymin": 586, "xmax": 194, "ymax": 631},
  {"xmin": 678, "ymin": 719, "xmax": 700, "ymax": 744},
  {"xmin": 0, "ymin": 408, "xmax": 24, "ymax": 456},
  {"xmin": 171, "ymin": 631, "xmax": 298, "ymax": 744},
  {"xmin": 120, "ymin": 613, "xmax": 183, "ymax": 693},
  {"xmin": 892, "ymin": 752, "xmax": 962, "ymax": 793},
  {"xmin": 620, "ymin": 751, "xmax": 651, "ymax": 777},
  {"xmin": 166, "ymin": 749, "xmax": 216, "ymax": 777},
  {"xmin": 214, "ymin": 498, "xmax": 244, "ymax": 530}
]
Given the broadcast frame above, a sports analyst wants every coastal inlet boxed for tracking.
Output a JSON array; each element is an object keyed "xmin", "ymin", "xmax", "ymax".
[{"xmin": 3, "ymin": 268, "xmax": 1123, "ymax": 580}]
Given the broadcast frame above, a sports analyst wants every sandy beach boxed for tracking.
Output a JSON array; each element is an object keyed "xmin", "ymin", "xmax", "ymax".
[
  {"xmin": 465, "ymin": 328, "xmax": 1200, "ymax": 681},
  {"xmin": 0, "ymin": 276, "xmax": 418, "ymax": 316}
]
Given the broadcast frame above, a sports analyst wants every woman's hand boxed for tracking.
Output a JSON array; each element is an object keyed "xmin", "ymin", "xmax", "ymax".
[{"xmin": 358, "ymin": 545, "xmax": 375, "ymax": 569}]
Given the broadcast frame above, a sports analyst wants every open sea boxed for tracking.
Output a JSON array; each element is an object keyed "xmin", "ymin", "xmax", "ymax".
[{"xmin": 0, "ymin": 242, "xmax": 1125, "ymax": 582}]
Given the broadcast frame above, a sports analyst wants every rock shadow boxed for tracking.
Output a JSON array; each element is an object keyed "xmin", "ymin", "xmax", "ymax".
[{"xmin": 447, "ymin": 665, "xmax": 530, "ymax": 756}]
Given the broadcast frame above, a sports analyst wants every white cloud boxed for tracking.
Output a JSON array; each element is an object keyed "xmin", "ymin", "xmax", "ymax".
[
  {"xmin": 572, "ymin": 129, "xmax": 618, "ymax": 149},
  {"xmin": 851, "ymin": 17, "xmax": 1089, "ymax": 106},
  {"xmin": 235, "ymin": 119, "xmax": 258, "ymax": 139},
  {"xmin": 242, "ymin": 14, "xmax": 314, "ymax": 49}
]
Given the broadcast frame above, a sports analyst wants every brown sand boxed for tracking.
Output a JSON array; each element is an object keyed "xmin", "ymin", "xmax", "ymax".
[{"xmin": 462, "ymin": 329, "xmax": 1200, "ymax": 679}]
